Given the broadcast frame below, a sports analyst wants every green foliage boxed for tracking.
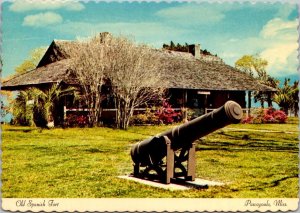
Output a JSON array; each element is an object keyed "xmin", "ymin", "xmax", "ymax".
[
  {"xmin": 130, "ymin": 107, "xmax": 159, "ymax": 125},
  {"xmin": 163, "ymin": 41, "xmax": 189, "ymax": 52},
  {"xmin": 0, "ymin": 91, "xmax": 13, "ymax": 122},
  {"xmin": 32, "ymin": 103, "xmax": 48, "ymax": 128},
  {"xmin": 235, "ymin": 54, "xmax": 278, "ymax": 107},
  {"xmin": 2, "ymin": 122, "xmax": 298, "ymax": 198},
  {"xmin": 185, "ymin": 108, "xmax": 202, "ymax": 120},
  {"xmin": 11, "ymin": 85, "xmax": 78, "ymax": 128},
  {"xmin": 235, "ymin": 54, "xmax": 268, "ymax": 79},
  {"xmin": 11, "ymin": 90, "xmax": 35, "ymax": 126},
  {"xmin": 15, "ymin": 47, "xmax": 47, "ymax": 74},
  {"xmin": 274, "ymin": 78, "xmax": 299, "ymax": 115},
  {"xmin": 162, "ymin": 41, "xmax": 214, "ymax": 56}
]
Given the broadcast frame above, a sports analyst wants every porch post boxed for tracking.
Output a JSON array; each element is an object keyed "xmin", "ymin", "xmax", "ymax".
[
  {"xmin": 267, "ymin": 92, "xmax": 272, "ymax": 107},
  {"xmin": 183, "ymin": 89, "xmax": 188, "ymax": 121},
  {"xmin": 247, "ymin": 91, "xmax": 251, "ymax": 116},
  {"xmin": 63, "ymin": 96, "xmax": 67, "ymax": 123},
  {"xmin": 183, "ymin": 89, "xmax": 188, "ymax": 107}
]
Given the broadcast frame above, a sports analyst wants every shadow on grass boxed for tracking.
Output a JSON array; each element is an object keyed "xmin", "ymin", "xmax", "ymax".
[
  {"xmin": 4, "ymin": 128, "xmax": 36, "ymax": 133},
  {"xmin": 195, "ymin": 131, "xmax": 298, "ymax": 153},
  {"xmin": 196, "ymin": 141, "xmax": 298, "ymax": 153}
]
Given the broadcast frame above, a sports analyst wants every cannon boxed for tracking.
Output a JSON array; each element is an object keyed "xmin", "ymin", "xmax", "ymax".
[{"xmin": 130, "ymin": 100, "xmax": 243, "ymax": 184}]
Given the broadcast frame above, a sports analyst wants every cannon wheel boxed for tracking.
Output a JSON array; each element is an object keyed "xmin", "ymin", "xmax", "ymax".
[
  {"xmin": 174, "ymin": 148, "xmax": 189, "ymax": 162},
  {"xmin": 173, "ymin": 163, "xmax": 187, "ymax": 178},
  {"xmin": 143, "ymin": 165, "xmax": 164, "ymax": 181}
]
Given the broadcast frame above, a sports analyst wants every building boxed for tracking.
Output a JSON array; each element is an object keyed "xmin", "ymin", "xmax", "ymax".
[{"xmin": 2, "ymin": 33, "xmax": 275, "ymax": 125}]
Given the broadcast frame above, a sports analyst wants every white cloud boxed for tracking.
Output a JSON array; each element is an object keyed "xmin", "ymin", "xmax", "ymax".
[
  {"xmin": 23, "ymin": 12, "xmax": 63, "ymax": 27},
  {"xmin": 260, "ymin": 18, "xmax": 298, "ymax": 39},
  {"xmin": 259, "ymin": 18, "xmax": 298, "ymax": 77},
  {"xmin": 220, "ymin": 18, "xmax": 298, "ymax": 77},
  {"xmin": 156, "ymin": 4, "xmax": 226, "ymax": 25},
  {"xmin": 10, "ymin": 0, "xmax": 85, "ymax": 12}
]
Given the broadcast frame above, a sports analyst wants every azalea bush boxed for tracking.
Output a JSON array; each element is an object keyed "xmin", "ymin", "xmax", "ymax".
[
  {"xmin": 155, "ymin": 101, "xmax": 182, "ymax": 124},
  {"xmin": 65, "ymin": 114, "xmax": 88, "ymax": 127},
  {"xmin": 130, "ymin": 101, "xmax": 181, "ymax": 125},
  {"xmin": 242, "ymin": 107, "xmax": 287, "ymax": 124}
]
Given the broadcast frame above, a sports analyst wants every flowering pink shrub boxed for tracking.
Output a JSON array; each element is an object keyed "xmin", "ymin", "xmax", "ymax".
[
  {"xmin": 242, "ymin": 107, "xmax": 287, "ymax": 124},
  {"xmin": 130, "ymin": 102, "xmax": 181, "ymax": 125},
  {"xmin": 242, "ymin": 116, "xmax": 253, "ymax": 124},
  {"xmin": 272, "ymin": 110, "xmax": 287, "ymax": 123},
  {"xmin": 155, "ymin": 101, "xmax": 182, "ymax": 124},
  {"xmin": 65, "ymin": 114, "xmax": 88, "ymax": 127},
  {"xmin": 76, "ymin": 115, "xmax": 88, "ymax": 127}
]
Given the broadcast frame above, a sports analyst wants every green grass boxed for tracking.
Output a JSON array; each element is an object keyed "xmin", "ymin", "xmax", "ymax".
[{"xmin": 1, "ymin": 118, "xmax": 299, "ymax": 198}]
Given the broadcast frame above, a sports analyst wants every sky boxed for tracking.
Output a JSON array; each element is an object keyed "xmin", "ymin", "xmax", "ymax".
[{"xmin": 1, "ymin": 0, "xmax": 299, "ymax": 84}]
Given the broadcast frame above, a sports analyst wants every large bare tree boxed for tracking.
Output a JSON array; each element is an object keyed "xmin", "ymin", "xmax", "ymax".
[
  {"xmin": 69, "ymin": 33, "xmax": 165, "ymax": 128},
  {"xmin": 67, "ymin": 36, "xmax": 107, "ymax": 126},
  {"xmin": 104, "ymin": 36, "xmax": 165, "ymax": 129}
]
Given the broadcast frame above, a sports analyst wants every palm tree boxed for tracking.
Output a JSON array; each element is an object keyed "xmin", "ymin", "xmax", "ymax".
[
  {"xmin": 12, "ymin": 89, "xmax": 36, "ymax": 126},
  {"xmin": 291, "ymin": 80, "xmax": 299, "ymax": 116},
  {"xmin": 11, "ymin": 84, "xmax": 78, "ymax": 127},
  {"xmin": 254, "ymin": 75, "xmax": 279, "ymax": 107},
  {"xmin": 273, "ymin": 78, "xmax": 297, "ymax": 115},
  {"xmin": 31, "ymin": 84, "xmax": 78, "ymax": 127}
]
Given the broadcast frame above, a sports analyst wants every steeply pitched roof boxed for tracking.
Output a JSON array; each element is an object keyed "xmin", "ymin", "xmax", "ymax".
[
  {"xmin": 1, "ymin": 59, "xmax": 77, "ymax": 90},
  {"xmin": 37, "ymin": 40, "xmax": 76, "ymax": 67},
  {"xmin": 2, "ymin": 39, "xmax": 275, "ymax": 92}
]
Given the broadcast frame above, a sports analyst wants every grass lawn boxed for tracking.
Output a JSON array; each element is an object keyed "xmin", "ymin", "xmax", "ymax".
[{"xmin": 1, "ymin": 118, "xmax": 299, "ymax": 198}]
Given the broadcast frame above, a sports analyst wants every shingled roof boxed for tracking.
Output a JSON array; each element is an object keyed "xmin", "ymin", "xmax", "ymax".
[{"xmin": 1, "ymin": 38, "xmax": 275, "ymax": 92}]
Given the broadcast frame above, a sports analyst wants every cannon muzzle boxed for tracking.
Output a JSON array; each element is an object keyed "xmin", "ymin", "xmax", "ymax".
[{"xmin": 131, "ymin": 101, "xmax": 243, "ymax": 167}]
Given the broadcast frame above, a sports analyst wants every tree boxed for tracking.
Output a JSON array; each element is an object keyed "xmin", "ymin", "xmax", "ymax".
[
  {"xmin": 32, "ymin": 84, "xmax": 78, "ymax": 127},
  {"xmin": 235, "ymin": 54, "xmax": 268, "ymax": 79},
  {"xmin": 291, "ymin": 81, "xmax": 299, "ymax": 116},
  {"xmin": 15, "ymin": 47, "xmax": 47, "ymax": 74},
  {"xmin": 11, "ymin": 85, "xmax": 77, "ymax": 127},
  {"xmin": 163, "ymin": 41, "xmax": 189, "ymax": 52},
  {"xmin": 273, "ymin": 79, "xmax": 298, "ymax": 115},
  {"xmin": 11, "ymin": 89, "xmax": 36, "ymax": 126},
  {"xmin": 68, "ymin": 33, "xmax": 165, "ymax": 129},
  {"xmin": 104, "ymin": 36, "xmax": 165, "ymax": 129},
  {"xmin": 67, "ymin": 35, "xmax": 107, "ymax": 127},
  {"xmin": 253, "ymin": 75, "xmax": 279, "ymax": 107},
  {"xmin": 0, "ymin": 90, "xmax": 13, "ymax": 123},
  {"xmin": 235, "ymin": 54, "xmax": 276, "ymax": 107}
]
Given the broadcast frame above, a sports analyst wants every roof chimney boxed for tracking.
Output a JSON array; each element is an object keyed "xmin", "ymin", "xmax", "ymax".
[
  {"xmin": 188, "ymin": 44, "xmax": 201, "ymax": 59},
  {"xmin": 100, "ymin": 32, "xmax": 112, "ymax": 42}
]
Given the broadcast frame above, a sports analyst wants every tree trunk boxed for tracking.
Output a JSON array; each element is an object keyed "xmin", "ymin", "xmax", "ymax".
[
  {"xmin": 115, "ymin": 97, "xmax": 135, "ymax": 130},
  {"xmin": 267, "ymin": 93, "xmax": 273, "ymax": 107},
  {"xmin": 260, "ymin": 100, "xmax": 264, "ymax": 108}
]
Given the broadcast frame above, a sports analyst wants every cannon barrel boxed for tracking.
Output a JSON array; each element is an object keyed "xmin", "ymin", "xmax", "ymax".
[{"xmin": 131, "ymin": 101, "xmax": 243, "ymax": 166}]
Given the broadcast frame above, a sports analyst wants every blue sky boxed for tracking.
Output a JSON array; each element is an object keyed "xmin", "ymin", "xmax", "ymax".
[{"xmin": 1, "ymin": 0, "xmax": 299, "ymax": 83}]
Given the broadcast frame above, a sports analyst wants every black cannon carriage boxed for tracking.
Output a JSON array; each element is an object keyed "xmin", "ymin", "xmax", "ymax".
[{"xmin": 130, "ymin": 100, "xmax": 243, "ymax": 184}]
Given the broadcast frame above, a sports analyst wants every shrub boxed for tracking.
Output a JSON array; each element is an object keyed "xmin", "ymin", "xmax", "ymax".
[
  {"xmin": 130, "ymin": 114, "xmax": 149, "ymax": 125},
  {"xmin": 184, "ymin": 108, "xmax": 202, "ymax": 120},
  {"xmin": 65, "ymin": 114, "xmax": 88, "ymax": 127},
  {"xmin": 130, "ymin": 102, "xmax": 181, "ymax": 125},
  {"xmin": 130, "ymin": 107, "xmax": 159, "ymax": 125},
  {"xmin": 155, "ymin": 101, "xmax": 181, "ymax": 124},
  {"xmin": 272, "ymin": 110, "xmax": 288, "ymax": 123},
  {"xmin": 242, "ymin": 107, "xmax": 287, "ymax": 124}
]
